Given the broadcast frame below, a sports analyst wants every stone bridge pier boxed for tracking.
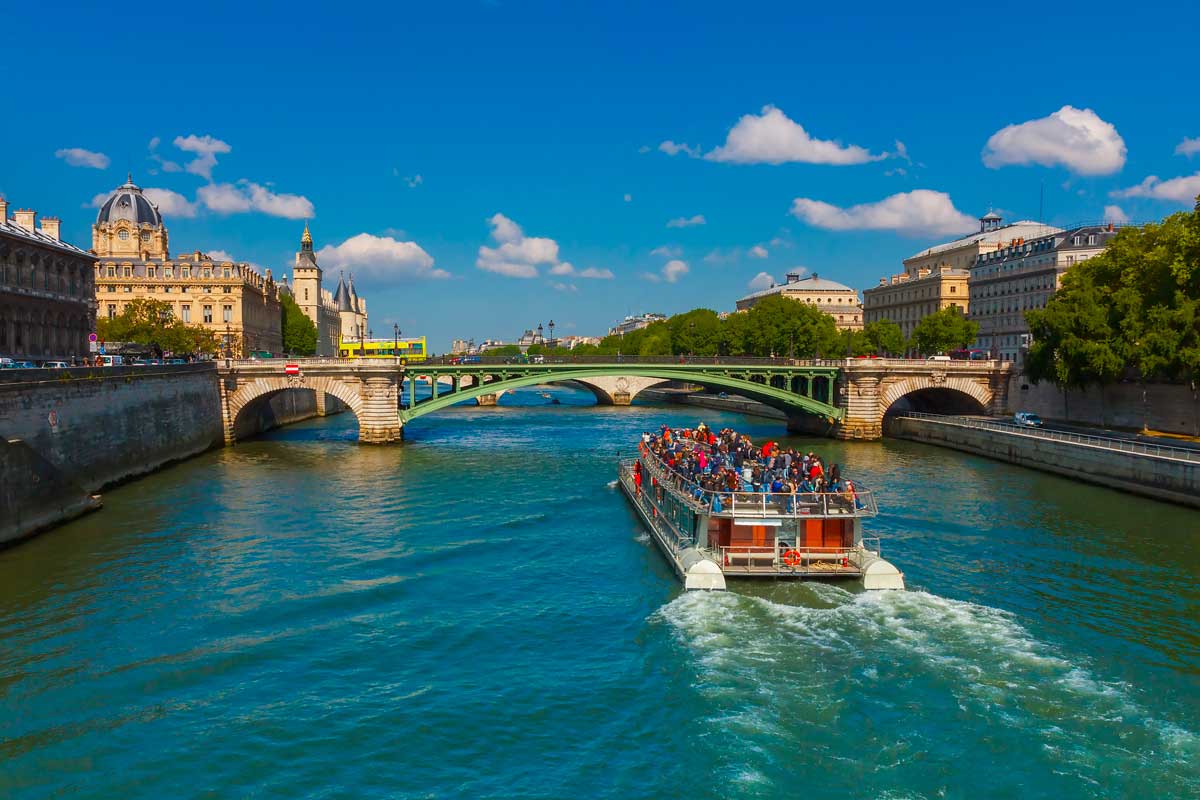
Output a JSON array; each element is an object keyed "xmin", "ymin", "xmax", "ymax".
[{"xmin": 572, "ymin": 376, "xmax": 670, "ymax": 405}]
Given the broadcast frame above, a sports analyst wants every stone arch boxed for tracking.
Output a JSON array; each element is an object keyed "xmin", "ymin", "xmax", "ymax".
[
  {"xmin": 225, "ymin": 375, "xmax": 367, "ymax": 444},
  {"xmin": 879, "ymin": 375, "xmax": 991, "ymax": 415}
]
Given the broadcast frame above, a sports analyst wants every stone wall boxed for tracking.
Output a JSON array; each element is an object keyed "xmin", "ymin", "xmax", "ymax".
[
  {"xmin": 231, "ymin": 387, "xmax": 348, "ymax": 440},
  {"xmin": 0, "ymin": 363, "xmax": 224, "ymax": 493},
  {"xmin": 1007, "ymin": 375, "xmax": 1200, "ymax": 436},
  {"xmin": 887, "ymin": 415, "xmax": 1200, "ymax": 509},
  {"xmin": 0, "ymin": 438, "xmax": 101, "ymax": 545}
]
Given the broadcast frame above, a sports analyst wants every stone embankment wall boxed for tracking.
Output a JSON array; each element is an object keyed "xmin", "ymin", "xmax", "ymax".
[
  {"xmin": 887, "ymin": 415, "xmax": 1200, "ymax": 509},
  {"xmin": 231, "ymin": 387, "xmax": 348, "ymax": 440},
  {"xmin": 639, "ymin": 388, "xmax": 788, "ymax": 421},
  {"xmin": 0, "ymin": 438, "xmax": 101, "ymax": 544},
  {"xmin": 1008, "ymin": 375, "xmax": 1200, "ymax": 436}
]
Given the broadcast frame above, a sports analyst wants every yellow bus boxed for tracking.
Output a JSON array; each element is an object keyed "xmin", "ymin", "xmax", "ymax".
[{"xmin": 339, "ymin": 336, "xmax": 427, "ymax": 362}]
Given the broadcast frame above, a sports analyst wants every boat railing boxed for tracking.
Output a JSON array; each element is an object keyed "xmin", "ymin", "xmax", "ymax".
[
  {"xmin": 719, "ymin": 544, "xmax": 857, "ymax": 569},
  {"xmin": 632, "ymin": 451, "xmax": 878, "ymax": 518}
]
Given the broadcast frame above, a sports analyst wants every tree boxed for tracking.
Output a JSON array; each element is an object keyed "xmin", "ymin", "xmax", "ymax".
[
  {"xmin": 1026, "ymin": 199, "xmax": 1200, "ymax": 386},
  {"xmin": 740, "ymin": 295, "xmax": 840, "ymax": 357},
  {"xmin": 485, "ymin": 344, "xmax": 521, "ymax": 356},
  {"xmin": 909, "ymin": 306, "xmax": 979, "ymax": 356},
  {"xmin": 280, "ymin": 293, "xmax": 318, "ymax": 355},
  {"xmin": 862, "ymin": 319, "xmax": 905, "ymax": 356},
  {"xmin": 97, "ymin": 298, "xmax": 220, "ymax": 356},
  {"xmin": 667, "ymin": 308, "xmax": 722, "ymax": 356}
]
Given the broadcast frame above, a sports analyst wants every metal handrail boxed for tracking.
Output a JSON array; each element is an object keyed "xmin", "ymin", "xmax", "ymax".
[
  {"xmin": 218, "ymin": 355, "xmax": 1009, "ymax": 371},
  {"xmin": 892, "ymin": 411, "xmax": 1200, "ymax": 464}
]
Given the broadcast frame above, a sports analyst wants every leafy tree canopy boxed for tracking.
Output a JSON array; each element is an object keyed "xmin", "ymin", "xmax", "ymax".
[
  {"xmin": 862, "ymin": 319, "xmax": 906, "ymax": 356},
  {"xmin": 97, "ymin": 298, "xmax": 220, "ymax": 356},
  {"xmin": 910, "ymin": 306, "xmax": 978, "ymax": 356},
  {"xmin": 281, "ymin": 293, "xmax": 318, "ymax": 355}
]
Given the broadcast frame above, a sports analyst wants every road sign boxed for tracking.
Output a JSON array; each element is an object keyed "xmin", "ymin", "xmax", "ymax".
[
  {"xmin": 284, "ymin": 363, "xmax": 301, "ymax": 376},
  {"xmin": 88, "ymin": 333, "xmax": 98, "ymax": 342}
]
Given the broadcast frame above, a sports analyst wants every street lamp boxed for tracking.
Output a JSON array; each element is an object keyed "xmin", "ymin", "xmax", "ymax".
[
  {"xmin": 359, "ymin": 325, "xmax": 365, "ymax": 358},
  {"xmin": 548, "ymin": 319, "xmax": 555, "ymax": 347},
  {"xmin": 393, "ymin": 322, "xmax": 400, "ymax": 362},
  {"xmin": 537, "ymin": 322, "xmax": 544, "ymax": 343},
  {"xmin": 224, "ymin": 323, "xmax": 232, "ymax": 365}
]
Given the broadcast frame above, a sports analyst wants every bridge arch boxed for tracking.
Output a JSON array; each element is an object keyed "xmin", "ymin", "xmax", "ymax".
[
  {"xmin": 225, "ymin": 376, "xmax": 367, "ymax": 443},
  {"xmin": 401, "ymin": 367, "xmax": 842, "ymax": 426},
  {"xmin": 879, "ymin": 375, "xmax": 991, "ymax": 416}
]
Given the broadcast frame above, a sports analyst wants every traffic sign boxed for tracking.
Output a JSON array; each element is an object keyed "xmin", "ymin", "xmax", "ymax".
[{"xmin": 88, "ymin": 333, "xmax": 98, "ymax": 342}]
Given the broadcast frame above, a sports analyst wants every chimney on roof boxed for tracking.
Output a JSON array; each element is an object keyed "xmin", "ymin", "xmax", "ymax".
[
  {"xmin": 786, "ymin": 271, "xmax": 802, "ymax": 284},
  {"xmin": 40, "ymin": 216, "xmax": 61, "ymax": 241},
  {"xmin": 0, "ymin": 198, "xmax": 7, "ymax": 222},
  {"xmin": 13, "ymin": 208, "xmax": 36, "ymax": 231}
]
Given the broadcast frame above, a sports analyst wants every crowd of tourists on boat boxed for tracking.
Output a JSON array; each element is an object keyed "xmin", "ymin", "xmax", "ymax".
[{"xmin": 634, "ymin": 422, "xmax": 863, "ymax": 513}]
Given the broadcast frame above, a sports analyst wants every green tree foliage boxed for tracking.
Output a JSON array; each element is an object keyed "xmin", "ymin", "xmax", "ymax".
[
  {"xmin": 909, "ymin": 306, "xmax": 978, "ymax": 356},
  {"xmin": 97, "ymin": 298, "xmax": 220, "ymax": 356},
  {"xmin": 280, "ymin": 293, "xmax": 318, "ymax": 355},
  {"xmin": 862, "ymin": 319, "xmax": 906, "ymax": 356},
  {"xmin": 740, "ymin": 295, "xmax": 841, "ymax": 357},
  {"xmin": 1026, "ymin": 201, "xmax": 1200, "ymax": 386},
  {"xmin": 485, "ymin": 344, "xmax": 522, "ymax": 356},
  {"xmin": 667, "ymin": 309, "xmax": 722, "ymax": 356}
]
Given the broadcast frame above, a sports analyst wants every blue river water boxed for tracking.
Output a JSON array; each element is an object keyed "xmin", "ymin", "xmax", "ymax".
[{"xmin": 1, "ymin": 386, "xmax": 1197, "ymax": 799}]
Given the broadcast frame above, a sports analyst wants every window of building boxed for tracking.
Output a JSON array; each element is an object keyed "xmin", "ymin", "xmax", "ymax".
[
  {"xmin": 141, "ymin": 231, "xmax": 151, "ymax": 242},
  {"xmin": 203, "ymin": 305, "xmax": 213, "ymax": 324},
  {"xmin": 147, "ymin": 266, "xmax": 156, "ymax": 278},
  {"xmin": 123, "ymin": 266, "xmax": 133, "ymax": 278},
  {"xmin": 223, "ymin": 286, "xmax": 232, "ymax": 293},
  {"xmin": 203, "ymin": 268, "xmax": 212, "ymax": 278},
  {"xmin": 106, "ymin": 266, "xmax": 116, "ymax": 278},
  {"xmin": 182, "ymin": 267, "xmax": 191, "ymax": 278},
  {"xmin": 164, "ymin": 267, "xmax": 173, "ymax": 278},
  {"xmin": 222, "ymin": 268, "xmax": 232, "ymax": 278},
  {"xmin": 107, "ymin": 304, "xmax": 116, "ymax": 318},
  {"xmin": 181, "ymin": 306, "xmax": 191, "ymax": 323},
  {"xmin": 304, "ymin": 288, "xmax": 309, "ymax": 300},
  {"xmin": 118, "ymin": 230, "xmax": 129, "ymax": 241},
  {"xmin": 222, "ymin": 305, "xmax": 233, "ymax": 323},
  {"xmin": 1088, "ymin": 234, "xmax": 1096, "ymax": 245}
]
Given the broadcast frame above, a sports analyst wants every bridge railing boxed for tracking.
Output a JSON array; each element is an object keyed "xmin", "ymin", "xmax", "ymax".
[
  {"xmin": 892, "ymin": 411, "xmax": 1200, "ymax": 463},
  {"xmin": 220, "ymin": 355, "xmax": 1010, "ymax": 370}
]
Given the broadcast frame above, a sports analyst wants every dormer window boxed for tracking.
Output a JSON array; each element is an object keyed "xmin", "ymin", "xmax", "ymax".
[
  {"xmin": 118, "ymin": 230, "xmax": 129, "ymax": 240},
  {"xmin": 141, "ymin": 231, "xmax": 151, "ymax": 242}
]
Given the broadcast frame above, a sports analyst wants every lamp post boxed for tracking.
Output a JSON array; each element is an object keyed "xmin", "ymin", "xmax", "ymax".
[
  {"xmin": 548, "ymin": 319, "xmax": 555, "ymax": 347},
  {"xmin": 537, "ymin": 322, "xmax": 544, "ymax": 344},
  {"xmin": 224, "ymin": 323, "xmax": 232, "ymax": 365},
  {"xmin": 359, "ymin": 325, "xmax": 365, "ymax": 359},
  {"xmin": 393, "ymin": 323, "xmax": 400, "ymax": 363}
]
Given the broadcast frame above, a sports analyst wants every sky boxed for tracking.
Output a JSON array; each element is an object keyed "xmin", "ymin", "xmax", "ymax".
[{"xmin": 3, "ymin": 1, "xmax": 1199, "ymax": 351}]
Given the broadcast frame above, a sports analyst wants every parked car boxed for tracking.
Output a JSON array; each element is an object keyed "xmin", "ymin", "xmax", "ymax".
[
  {"xmin": 0, "ymin": 357, "xmax": 13, "ymax": 368},
  {"xmin": 166, "ymin": 358, "xmax": 187, "ymax": 365},
  {"xmin": 43, "ymin": 361, "xmax": 70, "ymax": 368},
  {"xmin": 926, "ymin": 354, "xmax": 952, "ymax": 362},
  {"xmin": 1013, "ymin": 412, "xmax": 1044, "ymax": 428}
]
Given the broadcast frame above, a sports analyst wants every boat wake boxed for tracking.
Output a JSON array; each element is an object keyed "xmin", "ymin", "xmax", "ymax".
[{"xmin": 654, "ymin": 588, "xmax": 1199, "ymax": 796}]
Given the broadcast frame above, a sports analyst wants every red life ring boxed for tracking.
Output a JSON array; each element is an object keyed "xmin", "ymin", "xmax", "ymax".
[{"xmin": 783, "ymin": 549, "xmax": 802, "ymax": 567}]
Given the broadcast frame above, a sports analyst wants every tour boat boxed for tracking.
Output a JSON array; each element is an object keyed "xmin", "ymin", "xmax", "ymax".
[{"xmin": 618, "ymin": 442, "xmax": 905, "ymax": 592}]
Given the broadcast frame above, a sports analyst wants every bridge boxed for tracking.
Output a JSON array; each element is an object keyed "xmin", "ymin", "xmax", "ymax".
[{"xmin": 216, "ymin": 356, "xmax": 1012, "ymax": 445}]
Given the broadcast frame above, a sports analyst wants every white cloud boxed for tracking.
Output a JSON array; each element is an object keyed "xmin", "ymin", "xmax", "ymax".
[
  {"xmin": 197, "ymin": 181, "xmax": 314, "ymax": 219},
  {"xmin": 1111, "ymin": 172, "xmax": 1200, "ymax": 204},
  {"xmin": 477, "ymin": 213, "xmax": 577, "ymax": 279},
  {"xmin": 748, "ymin": 244, "xmax": 769, "ymax": 259},
  {"xmin": 1103, "ymin": 204, "xmax": 1130, "ymax": 223},
  {"xmin": 650, "ymin": 245, "xmax": 681, "ymax": 258},
  {"xmin": 704, "ymin": 105, "xmax": 882, "ymax": 165},
  {"xmin": 56, "ymin": 147, "xmax": 110, "ymax": 169},
  {"xmin": 623, "ymin": 193, "xmax": 632, "ymax": 202},
  {"xmin": 579, "ymin": 267, "xmax": 614, "ymax": 279},
  {"xmin": 748, "ymin": 272, "xmax": 776, "ymax": 290},
  {"xmin": 662, "ymin": 259, "xmax": 689, "ymax": 283},
  {"xmin": 147, "ymin": 137, "xmax": 182, "ymax": 172},
  {"xmin": 982, "ymin": 106, "xmax": 1126, "ymax": 175},
  {"xmin": 790, "ymin": 189, "xmax": 977, "ymax": 237},
  {"xmin": 639, "ymin": 272, "xmax": 661, "ymax": 283},
  {"xmin": 884, "ymin": 167, "xmax": 908, "ymax": 177},
  {"xmin": 173, "ymin": 134, "xmax": 232, "ymax": 179},
  {"xmin": 659, "ymin": 140, "xmax": 701, "ymax": 158},
  {"xmin": 703, "ymin": 248, "xmax": 738, "ymax": 264},
  {"xmin": 667, "ymin": 214, "xmax": 706, "ymax": 228},
  {"xmin": 405, "ymin": 174, "xmax": 423, "ymax": 188},
  {"xmin": 637, "ymin": 145, "xmax": 652, "ymax": 154},
  {"xmin": 550, "ymin": 281, "xmax": 578, "ymax": 293},
  {"xmin": 317, "ymin": 233, "xmax": 448, "ymax": 280},
  {"xmin": 148, "ymin": 136, "xmax": 160, "ymax": 150},
  {"xmin": 143, "ymin": 187, "xmax": 197, "ymax": 218},
  {"xmin": 1176, "ymin": 137, "xmax": 1200, "ymax": 158},
  {"xmin": 207, "ymin": 249, "xmax": 236, "ymax": 262}
]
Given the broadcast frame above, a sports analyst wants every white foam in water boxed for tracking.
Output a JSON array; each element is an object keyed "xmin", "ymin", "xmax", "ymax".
[
  {"xmin": 654, "ymin": 588, "xmax": 1200, "ymax": 791},
  {"xmin": 606, "ymin": 479, "xmax": 619, "ymax": 489}
]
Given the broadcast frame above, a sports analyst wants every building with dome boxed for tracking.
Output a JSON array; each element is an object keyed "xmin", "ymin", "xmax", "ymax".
[
  {"xmin": 735, "ymin": 272, "xmax": 863, "ymax": 330},
  {"xmin": 92, "ymin": 176, "xmax": 282, "ymax": 357},
  {"xmin": 0, "ymin": 198, "xmax": 96, "ymax": 363}
]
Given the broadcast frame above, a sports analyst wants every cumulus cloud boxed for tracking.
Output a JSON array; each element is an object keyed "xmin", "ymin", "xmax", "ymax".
[
  {"xmin": 659, "ymin": 140, "xmax": 701, "ymax": 158},
  {"xmin": 207, "ymin": 249, "xmax": 236, "ymax": 262},
  {"xmin": 1103, "ymin": 204, "xmax": 1130, "ymax": 223},
  {"xmin": 704, "ymin": 106, "xmax": 882, "ymax": 165},
  {"xmin": 477, "ymin": 213, "xmax": 579, "ymax": 279},
  {"xmin": 404, "ymin": 174, "xmax": 423, "ymax": 188},
  {"xmin": 790, "ymin": 189, "xmax": 977, "ymax": 237},
  {"xmin": 56, "ymin": 147, "xmax": 110, "ymax": 169},
  {"xmin": 1176, "ymin": 137, "xmax": 1200, "ymax": 158},
  {"xmin": 173, "ymin": 134, "xmax": 232, "ymax": 179},
  {"xmin": 1111, "ymin": 172, "xmax": 1200, "ymax": 204},
  {"xmin": 147, "ymin": 137, "xmax": 182, "ymax": 172},
  {"xmin": 667, "ymin": 214, "xmax": 706, "ymax": 228},
  {"xmin": 623, "ymin": 193, "xmax": 633, "ymax": 202},
  {"xmin": 143, "ymin": 187, "xmax": 197, "ymax": 218},
  {"xmin": 317, "ymin": 233, "xmax": 448, "ymax": 280},
  {"xmin": 197, "ymin": 181, "xmax": 314, "ymax": 219},
  {"xmin": 982, "ymin": 106, "xmax": 1126, "ymax": 175},
  {"xmin": 748, "ymin": 244, "xmax": 769, "ymax": 259},
  {"xmin": 662, "ymin": 259, "xmax": 689, "ymax": 283},
  {"xmin": 748, "ymin": 271, "xmax": 776, "ymax": 290},
  {"xmin": 703, "ymin": 248, "xmax": 739, "ymax": 264},
  {"xmin": 550, "ymin": 282, "xmax": 578, "ymax": 293},
  {"xmin": 578, "ymin": 267, "xmax": 614, "ymax": 279},
  {"xmin": 650, "ymin": 245, "xmax": 681, "ymax": 258}
]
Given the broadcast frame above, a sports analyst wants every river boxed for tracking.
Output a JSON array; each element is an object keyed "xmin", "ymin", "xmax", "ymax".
[{"xmin": 1, "ymin": 386, "xmax": 1197, "ymax": 799}]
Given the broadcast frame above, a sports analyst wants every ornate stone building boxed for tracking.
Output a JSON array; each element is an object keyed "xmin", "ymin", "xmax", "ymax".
[
  {"xmin": 92, "ymin": 176, "xmax": 282, "ymax": 356},
  {"xmin": 287, "ymin": 223, "xmax": 343, "ymax": 356},
  {"xmin": 0, "ymin": 198, "xmax": 96, "ymax": 363},
  {"xmin": 735, "ymin": 272, "xmax": 863, "ymax": 330},
  {"xmin": 334, "ymin": 271, "xmax": 368, "ymax": 350}
]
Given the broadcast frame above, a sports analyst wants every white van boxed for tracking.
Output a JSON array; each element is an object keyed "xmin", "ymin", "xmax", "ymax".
[{"xmin": 926, "ymin": 355, "xmax": 952, "ymax": 362}]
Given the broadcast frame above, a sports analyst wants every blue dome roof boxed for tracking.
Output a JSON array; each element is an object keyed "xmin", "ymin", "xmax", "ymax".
[{"xmin": 96, "ymin": 176, "xmax": 163, "ymax": 227}]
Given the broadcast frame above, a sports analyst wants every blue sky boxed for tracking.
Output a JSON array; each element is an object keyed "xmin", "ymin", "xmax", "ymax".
[{"xmin": 3, "ymin": 1, "xmax": 1199, "ymax": 350}]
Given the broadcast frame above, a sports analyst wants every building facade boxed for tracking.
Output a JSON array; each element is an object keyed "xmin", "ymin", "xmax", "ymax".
[
  {"xmin": 863, "ymin": 213, "xmax": 1061, "ymax": 341},
  {"xmin": 735, "ymin": 272, "xmax": 863, "ymax": 330},
  {"xmin": 970, "ymin": 224, "xmax": 1122, "ymax": 363},
  {"xmin": 608, "ymin": 313, "xmax": 666, "ymax": 336},
  {"xmin": 287, "ymin": 223, "xmax": 343, "ymax": 356},
  {"xmin": 0, "ymin": 198, "xmax": 96, "ymax": 363},
  {"xmin": 92, "ymin": 177, "xmax": 282, "ymax": 357}
]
